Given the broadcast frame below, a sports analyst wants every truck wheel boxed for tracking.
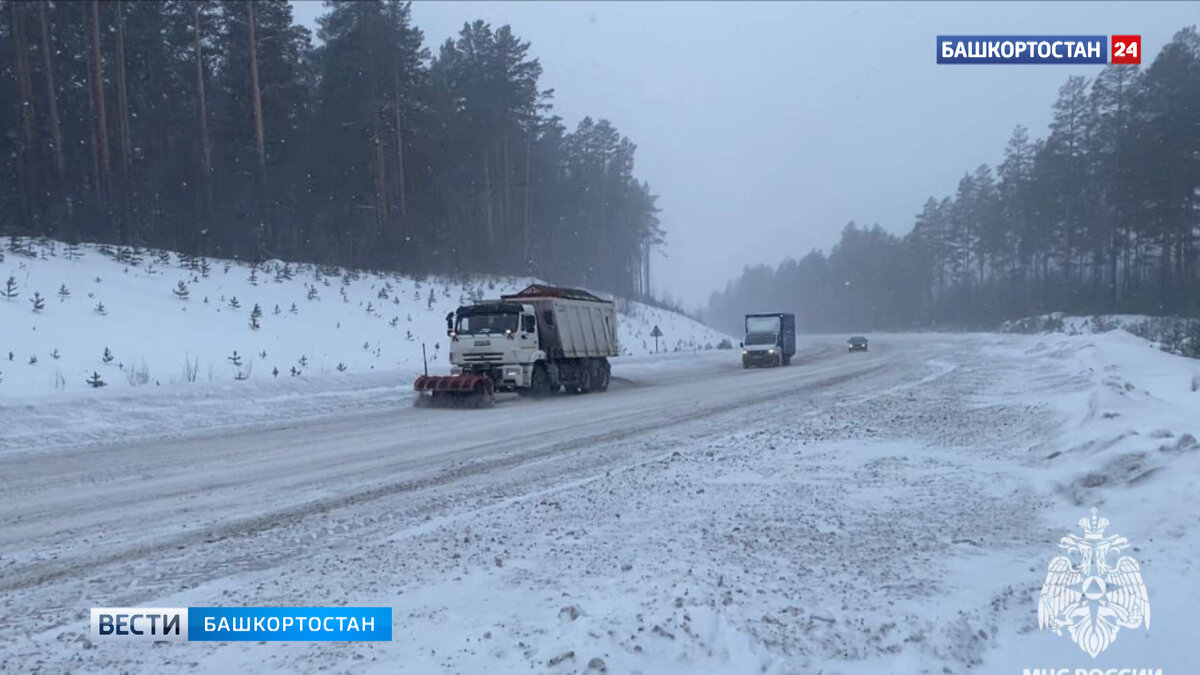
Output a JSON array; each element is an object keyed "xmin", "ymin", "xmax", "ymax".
[
  {"xmin": 530, "ymin": 365, "xmax": 551, "ymax": 398},
  {"xmin": 594, "ymin": 362, "xmax": 611, "ymax": 392},
  {"xmin": 473, "ymin": 381, "xmax": 495, "ymax": 408},
  {"xmin": 576, "ymin": 368, "xmax": 592, "ymax": 394},
  {"xmin": 782, "ymin": 354, "xmax": 791, "ymax": 366}
]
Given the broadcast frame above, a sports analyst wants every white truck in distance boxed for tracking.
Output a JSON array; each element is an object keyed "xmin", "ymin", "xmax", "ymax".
[{"xmin": 414, "ymin": 284, "xmax": 619, "ymax": 405}]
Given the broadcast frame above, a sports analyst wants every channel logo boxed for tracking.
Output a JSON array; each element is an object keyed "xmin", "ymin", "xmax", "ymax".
[
  {"xmin": 90, "ymin": 607, "xmax": 392, "ymax": 642},
  {"xmin": 90, "ymin": 608, "xmax": 188, "ymax": 642},
  {"xmin": 937, "ymin": 35, "xmax": 1141, "ymax": 65}
]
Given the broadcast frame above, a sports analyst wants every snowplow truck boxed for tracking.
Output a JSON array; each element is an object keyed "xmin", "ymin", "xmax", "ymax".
[{"xmin": 414, "ymin": 284, "xmax": 619, "ymax": 405}]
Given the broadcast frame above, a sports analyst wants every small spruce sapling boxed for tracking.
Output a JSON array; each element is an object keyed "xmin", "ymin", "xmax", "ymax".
[
  {"xmin": 289, "ymin": 303, "xmax": 298, "ymax": 314},
  {"xmin": 30, "ymin": 291, "xmax": 45, "ymax": 312},
  {"xmin": 298, "ymin": 355, "xmax": 308, "ymax": 367},
  {"xmin": 51, "ymin": 348, "xmax": 60, "ymax": 360},
  {"xmin": 228, "ymin": 350, "xmax": 242, "ymax": 367},
  {"xmin": 249, "ymin": 304, "xmax": 262, "ymax": 330},
  {"xmin": 94, "ymin": 301, "xmax": 106, "ymax": 315},
  {"xmin": 28, "ymin": 355, "xmax": 38, "ymax": 365},
  {"xmin": 102, "ymin": 347, "xmax": 114, "ymax": 364},
  {"xmin": 228, "ymin": 296, "xmax": 241, "ymax": 309},
  {"xmin": 273, "ymin": 304, "xmax": 281, "ymax": 315},
  {"xmin": 87, "ymin": 371, "xmax": 106, "ymax": 388},
  {"xmin": 57, "ymin": 284, "xmax": 70, "ymax": 301},
  {"xmin": 2, "ymin": 275, "xmax": 18, "ymax": 299},
  {"xmin": 272, "ymin": 367, "xmax": 279, "ymax": 378},
  {"xmin": 307, "ymin": 286, "xmax": 319, "ymax": 301},
  {"xmin": 173, "ymin": 281, "xmax": 189, "ymax": 299},
  {"xmin": 290, "ymin": 366, "xmax": 300, "ymax": 377},
  {"xmin": 337, "ymin": 362, "xmax": 347, "ymax": 372}
]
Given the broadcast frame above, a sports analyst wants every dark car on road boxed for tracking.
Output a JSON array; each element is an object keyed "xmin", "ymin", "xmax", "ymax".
[{"xmin": 847, "ymin": 336, "xmax": 869, "ymax": 353}]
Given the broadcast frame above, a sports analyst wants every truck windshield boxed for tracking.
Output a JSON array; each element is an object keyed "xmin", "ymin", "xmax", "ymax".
[
  {"xmin": 456, "ymin": 312, "xmax": 519, "ymax": 335},
  {"xmin": 746, "ymin": 316, "xmax": 781, "ymax": 334},
  {"xmin": 745, "ymin": 332, "xmax": 777, "ymax": 346}
]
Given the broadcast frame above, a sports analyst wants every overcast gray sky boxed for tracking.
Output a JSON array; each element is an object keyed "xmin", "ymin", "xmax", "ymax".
[{"xmin": 292, "ymin": 1, "xmax": 1196, "ymax": 309}]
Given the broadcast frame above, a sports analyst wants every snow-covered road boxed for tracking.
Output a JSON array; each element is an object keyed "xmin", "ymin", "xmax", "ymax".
[{"xmin": 2, "ymin": 332, "xmax": 1197, "ymax": 673}]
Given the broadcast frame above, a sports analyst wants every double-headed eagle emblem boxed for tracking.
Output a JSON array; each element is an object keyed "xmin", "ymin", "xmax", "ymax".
[{"xmin": 1038, "ymin": 508, "xmax": 1150, "ymax": 658}]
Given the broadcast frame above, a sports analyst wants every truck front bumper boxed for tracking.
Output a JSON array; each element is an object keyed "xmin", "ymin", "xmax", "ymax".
[
  {"xmin": 455, "ymin": 364, "xmax": 531, "ymax": 391},
  {"xmin": 742, "ymin": 351, "xmax": 782, "ymax": 367}
]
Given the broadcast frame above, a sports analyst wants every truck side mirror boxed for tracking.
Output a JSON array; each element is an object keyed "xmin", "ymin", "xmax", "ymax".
[{"xmin": 738, "ymin": 341, "xmax": 744, "ymax": 348}]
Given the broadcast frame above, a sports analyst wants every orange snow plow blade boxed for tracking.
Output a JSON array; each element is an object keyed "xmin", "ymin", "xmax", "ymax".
[{"xmin": 413, "ymin": 374, "xmax": 495, "ymax": 408}]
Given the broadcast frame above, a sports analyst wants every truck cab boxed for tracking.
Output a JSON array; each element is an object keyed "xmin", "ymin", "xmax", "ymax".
[
  {"xmin": 448, "ymin": 301, "xmax": 543, "ymax": 391},
  {"xmin": 741, "ymin": 312, "xmax": 796, "ymax": 368}
]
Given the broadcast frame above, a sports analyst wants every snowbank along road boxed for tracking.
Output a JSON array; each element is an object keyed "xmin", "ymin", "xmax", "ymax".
[{"xmin": 2, "ymin": 331, "xmax": 1198, "ymax": 673}]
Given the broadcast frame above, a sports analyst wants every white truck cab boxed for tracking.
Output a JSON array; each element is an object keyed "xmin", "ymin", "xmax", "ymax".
[{"xmin": 449, "ymin": 301, "xmax": 544, "ymax": 389}]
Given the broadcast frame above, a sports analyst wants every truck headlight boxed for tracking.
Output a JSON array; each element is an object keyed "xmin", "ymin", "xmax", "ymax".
[
  {"xmin": 742, "ymin": 350, "xmax": 748, "ymax": 355},
  {"xmin": 767, "ymin": 349, "xmax": 775, "ymax": 354}
]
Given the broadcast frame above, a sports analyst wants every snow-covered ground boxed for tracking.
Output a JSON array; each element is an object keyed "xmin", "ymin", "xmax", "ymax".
[
  {"xmin": 2, "ymin": 327, "xmax": 1198, "ymax": 673},
  {"xmin": 0, "ymin": 239, "xmax": 731, "ymax": 451}
]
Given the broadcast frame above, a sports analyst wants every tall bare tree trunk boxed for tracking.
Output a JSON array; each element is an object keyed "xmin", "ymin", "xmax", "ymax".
[
  {"xmin": 247, "ymin": 1, "xmax": 268, "ymax": 249},
  {"xmin": 90, "ymin": 0, "xmax": 111, "ymax": 202},
  {"xmin": 388, "ymin": 0, "xmax": 406, "ymax": 221},
  {"xmin": 193, "ymin": 4, "xmax": 212, "ymax": 215},
  {"xmin": 11, "ymin": 2, "xmax": 36, "ymax": 221},
  {"xmin": 522, "ymin": 132, "xmax": 532, "ymax": 265},
  {"xmin": 37, "ymin": 1, "xmax": 64, "ymax": 183},
  {"xmin": 393, "ymin": 72, "xmax": 406, "ymax": 218},
  {"xmin": 503, "ymin": 131, "xmax": 511, "ymax": 248},
  {"xmin": 483, "ymin": 147, "xmax": 495, "ymax": 255},
  {"xmin": 248, "ymin": 3, "xmax": 266, "ymax": 174},
  {"xmin": 115, "ymin": 0, "xmax": 132, "ymax": 190},
  {"xmin": 372, "ymin": 113, "xmax": 389, "ymax": 234}
]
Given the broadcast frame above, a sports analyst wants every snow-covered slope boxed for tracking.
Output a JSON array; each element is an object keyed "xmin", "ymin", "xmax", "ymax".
[{"xmin": 0, "ymin": 239, "xmax": 731, "ymax": 399}]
